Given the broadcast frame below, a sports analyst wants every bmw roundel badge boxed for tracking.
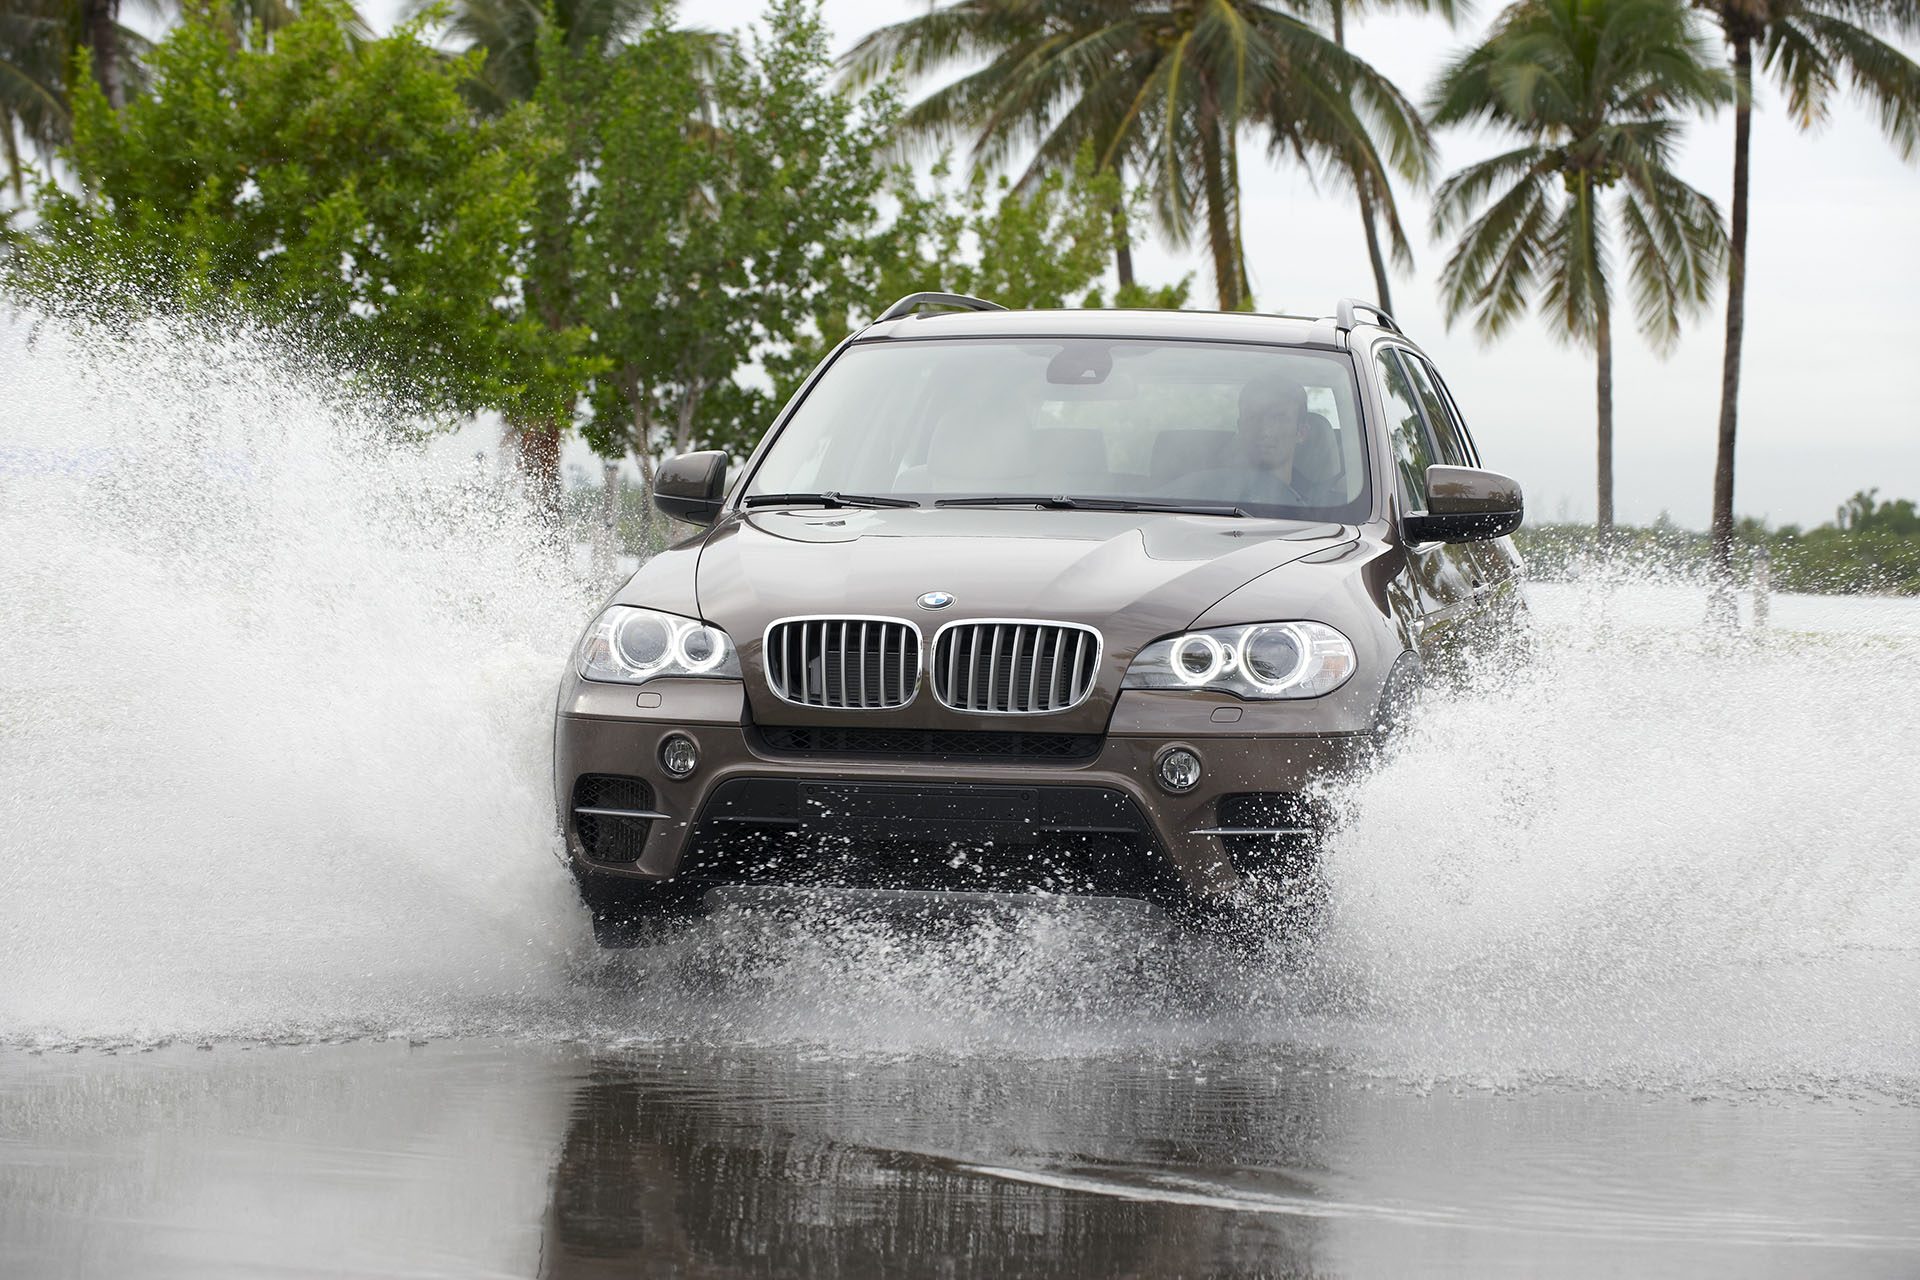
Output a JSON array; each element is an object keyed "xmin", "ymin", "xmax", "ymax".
[{"xmin": 918, "ymin": 591, "xmax": 955, "ymax": 610}]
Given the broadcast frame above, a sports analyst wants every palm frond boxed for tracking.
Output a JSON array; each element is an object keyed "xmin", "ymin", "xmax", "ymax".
[{"xmin": 1796, "ymin": 10, "xmax": 1920, "ymax": 158}]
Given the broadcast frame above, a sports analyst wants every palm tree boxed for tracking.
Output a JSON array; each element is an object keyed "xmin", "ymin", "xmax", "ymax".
[
  {"xmin": 1308, "ymin": 0, "xmax": 1465, "ymax": 313},
  {"xmin": 202, "ymin": 0, "xmax": 369, "ymax": 50},
  {"xmin": 843, "ymin": 1, "xmax": 1432, "ymax": 312},
  {"xmin": 1429, "ymin": 0, "xmax": 1729, "ymax": 536},
  {"xmin": 1696, "ymin": 0, "xmax": 1920, "ymax": 597},
  {"xmin": 0, "ymin": 0, "xmax": 154, "ymax": 199},
  {"xmin": 409, "ymin": 0, "xmax": 709, "ymax": 113},
  {"xmin": 1, "ymin": 0, "xmax": 69, "ymax": 199}
]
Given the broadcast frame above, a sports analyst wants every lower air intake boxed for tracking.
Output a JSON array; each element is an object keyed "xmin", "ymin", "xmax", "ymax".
[{"xmin": 571, "ymin": 774, "xmax": 657, "ymax": 863}]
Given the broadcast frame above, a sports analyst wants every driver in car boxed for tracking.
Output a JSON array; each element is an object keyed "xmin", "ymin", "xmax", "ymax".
[{"xmin": 1163, "ymin": 373, "xmax": 1315, "ymax": 507}]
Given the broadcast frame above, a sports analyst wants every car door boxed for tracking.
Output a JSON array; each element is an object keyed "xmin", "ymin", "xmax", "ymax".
[
  {"xmin": 1373, "ymin": 344, "xmax": 1483, "ymax": 669},
  {"xmin": 1394, "ymin": 350, "xmax": 1507, "ymax": 627},
  {"xmin": 1418, "ymin": 356, "xmax": 1526, "ymax": 617}
]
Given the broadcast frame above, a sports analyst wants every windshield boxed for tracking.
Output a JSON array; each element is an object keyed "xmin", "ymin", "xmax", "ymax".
[{"xmin": 744, "ymin": 338, "xmax": 1371, "ymax": 520}]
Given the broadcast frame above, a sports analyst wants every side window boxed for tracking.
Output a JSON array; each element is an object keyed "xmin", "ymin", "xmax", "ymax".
[
  {"xmin": 1421, "ymin": 359, "xmax": 1483, "ymax": 468},
  {"xmin": 1376, "ymin": 349, "xmax": 1436, "ymax": 510},
  {"xmin": 1400, "ymin": 354, "xmax": 1474, "ymax": 468}
]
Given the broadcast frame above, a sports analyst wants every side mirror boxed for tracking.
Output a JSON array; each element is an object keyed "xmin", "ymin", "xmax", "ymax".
[
  {"xmin": 651, "ymin": 451, "xmax": 729, "ymax": 526},
  {"xmin": 1403, "ymin": 465, "xmax": 1523, "ymax": 543}
]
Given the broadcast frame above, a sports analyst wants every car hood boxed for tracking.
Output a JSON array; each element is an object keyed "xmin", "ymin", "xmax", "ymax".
[{"xmin": 693, "ymin": 507, "xmax": 1353, "ymax": 727}]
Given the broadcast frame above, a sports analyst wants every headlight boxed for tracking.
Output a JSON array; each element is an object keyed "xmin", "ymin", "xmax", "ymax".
[
  {"xmin": 575, "ymin": 606, "xmax": 741, "ymax": 685},
  {"xmin": 1121, "ymin": 621, "xmax": 1355, "ymax": 699}
]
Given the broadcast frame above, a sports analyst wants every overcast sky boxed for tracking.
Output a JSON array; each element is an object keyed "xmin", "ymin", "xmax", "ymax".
[{"xmin": 379, "ymin": 0, "xmax": 1919, "ymax": 528}]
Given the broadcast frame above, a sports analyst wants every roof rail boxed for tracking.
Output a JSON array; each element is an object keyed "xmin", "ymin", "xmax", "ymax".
[
  {"xmin": 1334, "ymin": 298, "xmax": 1400, "ymax": 334},
  {"xmin": 874, "ymin": 291, "xmax": 1006, "ymax": 323}
]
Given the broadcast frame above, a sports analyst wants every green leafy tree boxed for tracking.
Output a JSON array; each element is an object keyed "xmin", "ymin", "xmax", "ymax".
[
  {"xmin": 1, "ymin": 0, "xmax": 372, "ymax": 204},
  {"xmin": 1697, "ymin": 0, "xmax": 1920, "ymax": 592},
  {"xmin": 516, "ymin": 0, "xmax": 898, "ymax": 519},
  {"xmin": 766, "ymin": 149, "xmax": 1183, "ymax": 410},
  {"xmin": 1429, "ymin": 0, "xmax": 1729, "ymax": 535},
  {"xmin": 415, "ymin": 0, "xmax": 725, "ymax": 499},
  {"xmin": 411, "ymin": 0, "xmax": 717, "ymax": 114},
  {"xmin": 843, "ymin": 0, "xmax": 1432, "ymax": 312},
  {"xmin": 200, "ymin": 0, "xmax": 369, "ymax": 50},
  {"xmin": 9, "ymin": 1, "xmax": 588, "ymax": 443},
  {"xmin": 1836, "ymin": 488, "xmax": 1920, "ymax": 535}
]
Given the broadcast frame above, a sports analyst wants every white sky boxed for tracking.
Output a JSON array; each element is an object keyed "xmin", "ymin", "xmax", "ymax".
[{"xmin": 384, "ymin": 0, "xmax": 1920, "ymax": 528}]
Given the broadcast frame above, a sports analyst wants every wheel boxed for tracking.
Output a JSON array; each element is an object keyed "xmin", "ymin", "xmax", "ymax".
[{"xmin": 572, "ymin": 868, "xmax": 700, "ymax": 949}]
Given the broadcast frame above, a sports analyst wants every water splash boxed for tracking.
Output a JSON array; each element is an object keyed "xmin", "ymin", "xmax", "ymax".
[
  {"xmin": 2, "ymin": 306, "xmax": 1916, "ymax": 1093},
  {"xmin": 0, "ymin": 307, "xmax": 594, "ymax": 1041},
  {"xmin": 1311, "ymin": 600, "xmax": 1920, "ymax": 1090}
]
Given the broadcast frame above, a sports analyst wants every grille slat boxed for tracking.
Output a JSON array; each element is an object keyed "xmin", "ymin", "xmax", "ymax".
[
  {"xmin": 800, "ymin": 622, "xmax": 813, "ymax": 705},
  {"xmin": 986, "ymin": 626, "xmax": 1003, "ymax": 712},
  {"xmin": 1026, "ymin": 626, "xmax": 1042, "ymax": 711},
  {"xmin": 932, "ymin": 620, "xmax": 1100, "ymax": 715},
  {"xmin": 765, "ymin": 617, "xmax": 920, "ymax": 710}
]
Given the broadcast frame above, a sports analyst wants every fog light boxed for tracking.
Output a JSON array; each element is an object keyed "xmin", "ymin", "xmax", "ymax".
[
  {"xmin": 1156, "ymin": 746, "xmax": 1201, "ymax": 794},
  {"xmin": 659, "ymin": 734, "xmax": 699, "ymax": 779}
]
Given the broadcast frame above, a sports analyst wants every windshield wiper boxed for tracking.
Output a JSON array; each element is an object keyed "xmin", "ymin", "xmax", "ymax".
[
  {"xmin": 936, "ymin": 494, "xmax": 1247, "ymax": 518},
  {"xmin": 743, "ymin": 491, "xmax": 920, "ymax": 509}
]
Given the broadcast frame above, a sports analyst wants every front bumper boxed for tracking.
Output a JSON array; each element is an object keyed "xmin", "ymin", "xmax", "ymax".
[{"xmin": 554, "ymin": 678, "xmax": 1374, "ymax": 903}]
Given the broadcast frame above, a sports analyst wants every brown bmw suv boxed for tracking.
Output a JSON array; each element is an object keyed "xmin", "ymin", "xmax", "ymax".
[{"xmin": 554, "ymin": 294, "xmax": 1524, "ymax": 944}]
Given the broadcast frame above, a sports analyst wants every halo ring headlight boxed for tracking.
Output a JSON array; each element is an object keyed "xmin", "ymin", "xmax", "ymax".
[
  {"xmin": 611, "ymin": 611, "xmax": 675, "ymax": 678},
  {"xmin": 1170, "ymin": 633, "xmax": 1227, "ymax": 686},
  {"xmin": 576, "ymin": 607, "xmax": 741, "ymax": 686},
  {"xmin": 1238, "ymin": 623, "xmax": 1309, "ymax": 694},
  {"xmin": 1120, "ymin": 621, "xmax": 1355, "ymax": 700},
  {"xmin": 673, "ymin": 624, "xmax": 729, "ymax": 675}
]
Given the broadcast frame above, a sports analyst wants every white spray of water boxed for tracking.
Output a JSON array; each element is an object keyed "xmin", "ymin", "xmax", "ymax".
[
  {"xmin": 2, "ymin": 309, "xmax": 1916, "ymax": 1093},
  {"xmin": 0, "ymin": 310, "xmax": 593, "ymax": 1040},
  {"xmin": 1311, "ymin": 601, "xmax": 1920, "ymax": 1090}
]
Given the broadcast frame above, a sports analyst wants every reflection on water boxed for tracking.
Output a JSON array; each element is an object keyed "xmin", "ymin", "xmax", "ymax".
[
  {"xmin": 5, "ymin": 1040, "xmax": 1917, "ymax": 1279},
  {"xmin": 541, "ymin": 1050, "xmax": 1328, "ymax": 1279}
]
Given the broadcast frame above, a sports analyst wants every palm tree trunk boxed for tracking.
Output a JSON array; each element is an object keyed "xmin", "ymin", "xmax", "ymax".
[
  {"xmin": 82, "ymin": 0, "xmax": 125, "ymax": 109},
  {"xmin": 512, "ymin": 418, "xmax": 563, "ymax": 528},
  {"xmin": 1199, "ymin": 118, "xmax": 1240, "ymax": 311},
  {"xmin": 1358, "ymin": 183, "xmax": 1393, "ymax": 314},
  {"xmin": 1228, "ymin": 130, "xmax": 1253, "ymax": 307},
  {"xmin": 1331, "ymin": 0, "xmax": 1394, "ymax": 314},
  {"xmin": 1595, "ymin": 291, "xmax": 1615, "ymax": 539},
  {"xmin": 1111, "ymin": 157, "xmax": 1136, "ymax": 290},
  {"xmin": 2, "ymin": 111, "xmax": 23, "ymax": 203},
  {"xmin": 1709, "ymin": 36, "xmax": 1752, "ymax": 596}
]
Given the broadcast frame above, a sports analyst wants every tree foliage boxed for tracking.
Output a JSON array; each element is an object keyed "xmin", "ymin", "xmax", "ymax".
[
  {"xmin": 7, "ymin": 0, "xmax": 588, "ymax": 422},
  {"xmin": 844, "ymin": 0, "xmax": 1433, "ymax": 312},
  {"xmin": 0, "ymin": 0, "xmax": 153, "ymax": 198},
  {"xmin": 763, "ymin": 150, "xmax": 1187, "ymax": 416},
  {"xmin": 1428, "ymin": 0, "xmax": 1729, "ymax": 532},
  {"xmin": 525, "ymin": 1, "xmax": 1167, "ymax": 465},
  {"xmin": 1517, "ymin": 492, "xmax": 1920, "ymax": 595}
]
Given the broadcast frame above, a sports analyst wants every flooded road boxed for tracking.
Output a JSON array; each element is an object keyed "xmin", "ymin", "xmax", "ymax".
[
  {"xmin": 7, "ymin": 1038, "xmax": 1919, "ymax": 1279},
  {"xmin": 4, "ymin": 313, "xmax": 1919, "ymax": 1276}
]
